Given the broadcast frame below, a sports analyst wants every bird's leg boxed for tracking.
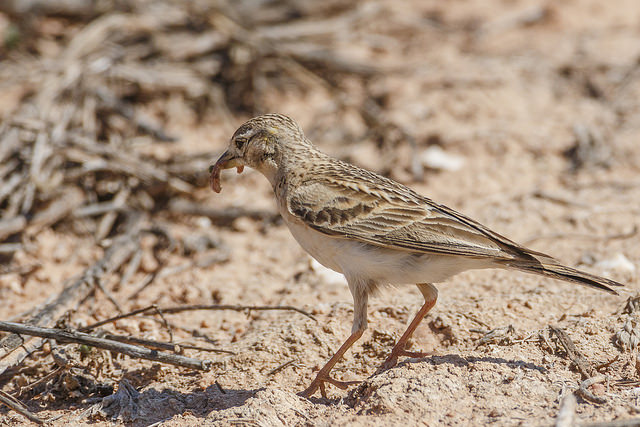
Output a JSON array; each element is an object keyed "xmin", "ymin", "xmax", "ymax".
[
  {"xmin": 301, "ymin": 278, "xmax": 369, "ymax": 398},
  {"xmin": 300, "ymin": 329, "xmax": 364, "ymax": 398},
  {"xmin": 378, "ymin": 283, "xmax": 438, "ymax": 372},
  {"xmin": 378, "ymin": 299, "xmax": 435, "ymax": 370}
]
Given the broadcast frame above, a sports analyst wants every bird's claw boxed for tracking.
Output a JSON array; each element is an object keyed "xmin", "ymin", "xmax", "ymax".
[
  {"xmin": 300, "ymin": 374, "xmax": 361, "ymax": 398},
  {"xmin": 378, "ymin": 347, "xmax": 432, "ymax": 373}
]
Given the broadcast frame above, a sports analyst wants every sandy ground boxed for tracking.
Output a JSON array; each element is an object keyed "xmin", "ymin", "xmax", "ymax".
[{"xmin": 1, "ymin": 0, "xmax": 640, "ymax": 425}]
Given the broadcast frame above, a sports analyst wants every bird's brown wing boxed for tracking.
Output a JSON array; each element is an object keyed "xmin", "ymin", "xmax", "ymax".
[{"xmin": 286, "ymin": 167, "xmax": 538, "ymax": 262}]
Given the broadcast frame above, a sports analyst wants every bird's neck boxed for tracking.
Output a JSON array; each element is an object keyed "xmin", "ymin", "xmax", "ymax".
[
  {"xmin": 262, "ymin": 142, "xmax": 324, "ymax": 188},
  {"xmin": 257, "ymin": 158, "xmax": 280, "ymax": 187}
]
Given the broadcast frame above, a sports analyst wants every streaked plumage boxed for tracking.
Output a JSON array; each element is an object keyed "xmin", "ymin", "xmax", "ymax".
[{"xmin": 210, "ymin": 113, "xmax": 623, "ymax": 398}]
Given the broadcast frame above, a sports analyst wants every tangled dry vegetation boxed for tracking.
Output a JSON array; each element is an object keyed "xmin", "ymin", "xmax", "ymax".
[{"xmin": 1, "ymin": 0, "xmax": 640, "ymax": 425}]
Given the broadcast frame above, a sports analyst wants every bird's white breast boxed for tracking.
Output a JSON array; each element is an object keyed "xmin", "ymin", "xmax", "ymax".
[{"xmin": 282, "ymin": 215, "xmax": 492, "ymax": 287}]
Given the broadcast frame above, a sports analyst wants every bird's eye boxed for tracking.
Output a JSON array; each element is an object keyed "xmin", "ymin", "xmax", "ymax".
[{"xmin": 236, "ymin": 137, "xmax": 248, "ymax": 149}]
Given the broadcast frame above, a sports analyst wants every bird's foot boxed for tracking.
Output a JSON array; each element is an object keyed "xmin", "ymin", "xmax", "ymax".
[
  {"xmin": 376, "ymin": 347, "xmax": 432, "ymax": 374},
  {"xmin": 300, "ymin": 373, "xmax": 361, "ymax": 398}
]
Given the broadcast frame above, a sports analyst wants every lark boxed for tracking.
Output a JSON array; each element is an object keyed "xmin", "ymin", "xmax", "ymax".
[{"xmin": 209, "ymin": 113, "xmax": 623, "ymax": 398}]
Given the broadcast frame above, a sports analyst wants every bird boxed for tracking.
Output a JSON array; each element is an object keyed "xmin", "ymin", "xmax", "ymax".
[{"xmin": 209, "ymin": 113, "xmax": 623, "ymax": 398}]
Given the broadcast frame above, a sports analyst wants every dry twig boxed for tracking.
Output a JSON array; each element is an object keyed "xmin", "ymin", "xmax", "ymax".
[
  {"xmin": 0, "ymin": 322, "xmax": 212, "ymax": 371},
  {"xmin": 0, "ymin": 389, "xmax": 45, "ymax": 424},
  {"xmin": 100, "ymin": 333, "xmax": 234, "ymax": 355},
  {"xmin": 267, "ymin": 359, "xmax": 297, "ymax": 376},
  {"xmin": 168, "ymin": 198, "xmax": 280, "ymax": 226},
  {"xmin": 159, "ymin": 304, "xmax": 317, "ymax": 322},
  {"xmin": 577, "ymin": 375, "xmax": 607, "ymax": 405},
  {"xmin": 554, "ymin": 392, "xmax": 576, "ymax": 427},
  {"xmin": 549, "ymin": 325, "xmax": 593, "ymax": 379}
]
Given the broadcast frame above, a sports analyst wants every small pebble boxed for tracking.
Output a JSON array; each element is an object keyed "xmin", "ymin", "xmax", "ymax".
[
  {"xmin": 421, "ymin": 146, "xmax": 464, "ymax": 172},
  {"xmin": 595, "ymin": 253, "xmax": 635, "ymax": 275}
]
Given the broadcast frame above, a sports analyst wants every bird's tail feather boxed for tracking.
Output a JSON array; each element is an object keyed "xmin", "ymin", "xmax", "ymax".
[{"xmin": 502, "ymin": 258, "xmax": 623, "ymax": 295}]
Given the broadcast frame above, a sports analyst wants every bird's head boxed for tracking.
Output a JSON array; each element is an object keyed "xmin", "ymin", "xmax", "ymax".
[{"xmin": 209, "ymin": 114, "xmax": 307, "ymax": 192}]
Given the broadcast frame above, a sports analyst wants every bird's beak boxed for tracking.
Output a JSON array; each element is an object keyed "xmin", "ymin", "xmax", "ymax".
[{"xmin": 209, "ymin": 150, "xmax": 245, "ymax": 193}]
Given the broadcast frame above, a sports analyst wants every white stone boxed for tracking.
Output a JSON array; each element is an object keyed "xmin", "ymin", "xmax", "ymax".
[
  {"xmin": 421, "ymin": 146, "xmax": 464, "ymax": 172},
  {"xmin": 595, "ymin": 253, "xmax": 636, "ymax": 275}
]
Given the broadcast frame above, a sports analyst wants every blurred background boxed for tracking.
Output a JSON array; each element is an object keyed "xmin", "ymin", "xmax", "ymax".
[
  {"xmin": 0, "ymin": 0, "xmax": 639, "ymax": 424},
  {"xmin": 0, "ymin": 0, "xmax": 639, "ymax": 243}
]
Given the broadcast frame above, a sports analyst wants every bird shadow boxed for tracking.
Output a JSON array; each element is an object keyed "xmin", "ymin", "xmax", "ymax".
[{"xmin": 400, "ymin": 353, "xmax": 548, "ymax": 373}]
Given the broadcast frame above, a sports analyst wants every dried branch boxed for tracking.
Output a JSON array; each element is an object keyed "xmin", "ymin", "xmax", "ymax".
[
  {"xmin": 555, "ymin": 392, "xmax": 576, "ymax": 427},
  {"xmin": 95, "ymin": 187, "xmax": 131, "ymax": 241},
  {"xmin": 549, "ymin": 326, "xmax": 593, "ymax": 379},
  {"xmin": 95, "ymin": 88, "xmax": 176, "ymax": 142},
  {"xmin": 577, "ymin": 375, "xmax": 607, "ymax": 404},
  {"xmin": 82, "ymin": 303, "xmax": 175, "ymax": 340},
  {"xmin": 0, "ymin": 173, "xmax": 23, "ymax": 207},
  {"xmin": 475, "ymin": 325, "xmax": 515, "ymax": 347},
  {"xmin": 159, "ymin": 304, "xmax": 317, "ymax": 322},
  {"xmin": 0, "ymin": 243, "xmax": 22, "ymax": 254},
  {"xmin": 0, "ymin": 0, "xmax": 99, "ymax": 18},
  {"xmin": 29, "ymin": 187, "xmax": 85, "ymax": 231},
  {"xmin": 168, "ymin": 198, "xmax": 280, "ymax": 225},
  {"xmin": 267, "ymin": 359, "xmax": 297, "ymax": 376},
  {"xmin": 0, "ymin": 322, "xmax": 212, "ymax": 371},
  {"xmin": 0, "ymin": 216, "xmax": 26, "ymax": 242},
  {"xmin": 100, "ymin": 333, "xmax": 234, "ymax": 355},
  {"xmin": 81, "ymin": 305, "xmax": 161, "ymax": 332},
  {"xmin": 0, "ymin": 390, "xmax": 45, "ymax": 424}
]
